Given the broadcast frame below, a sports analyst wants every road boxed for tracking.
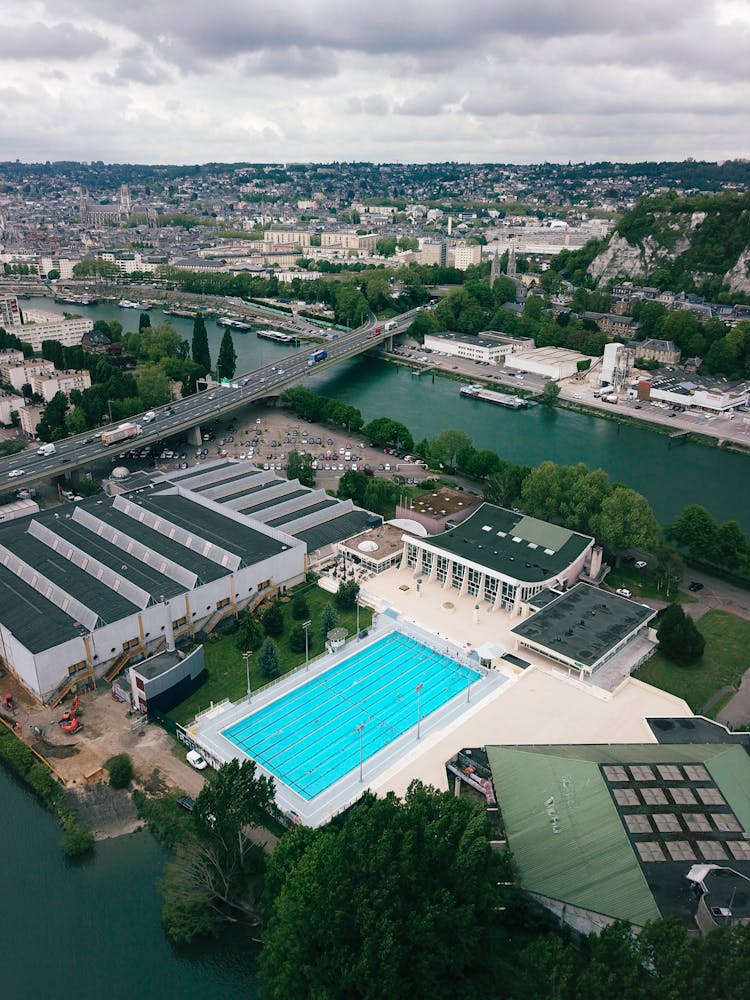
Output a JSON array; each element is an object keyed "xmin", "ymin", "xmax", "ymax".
[{"xmin": 0, "ymin": 309, "xmax": 421, "ymax": 491}]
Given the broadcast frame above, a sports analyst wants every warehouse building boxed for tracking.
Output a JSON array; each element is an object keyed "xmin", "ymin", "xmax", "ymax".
[{"xmin": 0, "ymin": 459, "xmax": 376, "ymax": 704}]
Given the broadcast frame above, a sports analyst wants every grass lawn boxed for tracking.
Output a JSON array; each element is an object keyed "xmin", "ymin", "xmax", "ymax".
[
  {"xmin": 605, "ymin": 567, "xmax": 696, "ymax": 604},
  {"xmin": 169, "ymin": 582, "xmax": 372, "ymax": 726},
  {"xmin": 634, "ymin": 609, "xmax": 750, "ymax": 713}
]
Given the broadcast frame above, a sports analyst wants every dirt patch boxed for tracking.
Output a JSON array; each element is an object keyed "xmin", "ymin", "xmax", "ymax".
[
  {"xmin": 67, "ymin": 783, "xmax": 140, "ymax": 841},
  {"xmin": 32, "ymin": 738, "xmax": 79, "ymax": 759}
]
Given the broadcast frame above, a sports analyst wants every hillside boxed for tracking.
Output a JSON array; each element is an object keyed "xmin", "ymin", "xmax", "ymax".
[{"xmin": 560, "ymin": 191, "xmax": 750, "ymax": 300}]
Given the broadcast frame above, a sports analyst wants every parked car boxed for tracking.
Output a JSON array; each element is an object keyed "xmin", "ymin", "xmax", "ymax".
[
  {"xmin": 634, "ymin": 560, "xmax": 648, "ymax": 569},
  {"xmin": 186, "ymin": 749, "xmax": 208, "ymax": 770},
  {"xmin": 616, "ymin": 588, "xmax": 632, "ymax": 598},
  {"xmin": 176, "ymin": 795, "xmax": 194, "ymax": 813},
  {"xmin": 688, "ymin": 581, "xmax": 704, "ymax": 592}
]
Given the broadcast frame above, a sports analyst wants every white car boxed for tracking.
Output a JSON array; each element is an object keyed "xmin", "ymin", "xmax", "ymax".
[
  {"xmin": 616, "ymin": 588, "xmax": 632, "ymax": 598},
  {"xmin": 634, "ymin": 560, "xmax": 648, "ymax": 569},
  {"xmin": 8, "ymin": 469, "xmax": 24, "ymax": 478},
  {"xmin": 186, "ymin": 749, "xmax": 208, "ymax": 771}
]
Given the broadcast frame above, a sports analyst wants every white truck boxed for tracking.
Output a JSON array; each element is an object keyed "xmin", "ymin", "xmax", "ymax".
[
  {"xmin": 101, "ymin": 422, "xmax": 142, "ymax": 446},
  {"xmin": 384, "ymin": 321, "xmax": 398, "ymax": 332},
  {"xmin": 37, "ymin": 443, "xmax": 56, "ymax": 456}
]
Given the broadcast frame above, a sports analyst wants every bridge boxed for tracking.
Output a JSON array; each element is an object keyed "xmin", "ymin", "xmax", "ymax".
[{"xmin": 0, "ymin": 309, "xmax": 419, "ymax": 491}]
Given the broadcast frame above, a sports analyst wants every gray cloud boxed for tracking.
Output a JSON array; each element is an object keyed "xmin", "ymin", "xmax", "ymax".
[
  {"xmin": 0, "ymin": 21, "xmax": 107, "ymax": 60},
  {"xmin": 2, "ymin": 0, "xmax": 748, "ymax": 162}
]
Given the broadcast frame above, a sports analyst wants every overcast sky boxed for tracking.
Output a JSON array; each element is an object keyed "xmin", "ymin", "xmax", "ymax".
[{"xmin": 3, "ymin": 0, "xmax": 750, "ymax": 164}]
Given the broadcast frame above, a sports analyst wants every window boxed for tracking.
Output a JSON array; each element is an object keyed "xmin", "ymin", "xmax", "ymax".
[
  {"xmin": 216, "ymin": 597, "xmax": 230, "ymax": 610},
  {"xmin": 172, "ymin": 616, "xmax": 187, "ymax": 629},
  {"xmin": 122, "ymin": 637, "xmax": 139, "ymax": 651},
  {"xmin": 135, "ymin": 676, "xmax": 145, "ymax": 691},
  {"xmin": 67, "ymin": 660, "xmax": 87, "ymax": 676}
]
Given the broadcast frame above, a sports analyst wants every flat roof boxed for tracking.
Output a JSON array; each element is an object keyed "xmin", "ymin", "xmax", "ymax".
[
  {"xmin": 487, "ymin": 743, "xmax": 750, "ymax": 927},
  {"xmin": 512, "ymin": 583, "xmax": 654, "ymax": 668},
  {"xmin": 407, "ymin": 486, "xmax": 481, "ymax": 519},
  {"xmin": 134, "ymin": 649, "xmax": 184, "ymax": 681},
  {"xmin": 417, "ymin": 504, "xmax": 592, "ymax": 583},
  {"xmin": 425, "ymin": 332, "xmax": 507, "ymax": 350},
  {"xmin": 341, "ymin": 523, "xmax": 408, "ymax": 562}
]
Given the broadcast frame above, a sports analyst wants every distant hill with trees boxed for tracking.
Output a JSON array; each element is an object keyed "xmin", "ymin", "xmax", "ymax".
[{"xmin": 554, "ymin": 191, "xmax": 750, "ymax": 302}]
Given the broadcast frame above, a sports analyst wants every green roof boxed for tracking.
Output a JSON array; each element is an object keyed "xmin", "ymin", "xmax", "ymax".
[
  {"xmin": 487, "ymin": 745, "xmax": 661, "ymax": 926},
  {"xmin": 487, "ymin": 743, "xmax": 750, "ymax": 927},
  {"xmin": 424, "ymin": 504, "xmax": 591, "ymax": 584}
]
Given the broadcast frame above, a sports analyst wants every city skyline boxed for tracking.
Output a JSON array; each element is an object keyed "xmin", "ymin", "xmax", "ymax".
[{"xmin": 2, "ymin": 1, "xmax": 750, "ymax": 165}]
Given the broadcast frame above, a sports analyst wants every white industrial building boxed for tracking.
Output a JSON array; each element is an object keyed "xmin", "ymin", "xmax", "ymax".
[
  {"xmin": 0, "ymin": 459, "xmax": 378, "ymax": 704},
  {"xmin": 423, "ymin": 332, "xmax": 508, "ymax": 364},
  {"xmin": 504, "ymin": 346, "xmax": 585, "ymax": 381}
]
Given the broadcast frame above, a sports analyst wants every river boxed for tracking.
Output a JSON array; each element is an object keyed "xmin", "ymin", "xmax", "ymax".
[
  {"xmin": 21, "ymin": 295, "xmax": 750, "ymax": 532},
  {"xmin": 0, "ymin": 767, "xmax": 259, "ymax": 999}
]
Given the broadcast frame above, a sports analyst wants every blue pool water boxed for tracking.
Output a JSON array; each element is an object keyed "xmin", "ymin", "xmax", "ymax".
[{"xmin": 222, "ymin": 631, "xmax": 480, "ymax": 800}]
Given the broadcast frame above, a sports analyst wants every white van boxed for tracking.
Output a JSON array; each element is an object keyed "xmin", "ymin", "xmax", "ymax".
[{"xmin": 37, "ymin": 443, "xmax": 56, "ymax": 457}]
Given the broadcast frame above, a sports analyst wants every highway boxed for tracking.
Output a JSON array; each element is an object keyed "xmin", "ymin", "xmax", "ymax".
[{"xmin": 0, "ymin": 309, "xmax": 420, "ymax": 490}]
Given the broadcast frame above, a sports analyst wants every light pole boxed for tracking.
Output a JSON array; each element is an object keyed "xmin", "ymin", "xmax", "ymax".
[
  {"xmin": 356, "ymin": 595, "xmax": 360, "ymax": 635},
  {"xmin": 302, "ymin": 619, "xmax": 311, "ymax": 671},
  {"xmin": 466, "ymin": 665, "xmax": 471, "ymax": 703},
  {"xmin": 242, "ymin": 650, "xmax": 252, "ymax": 702},
  {"xmin": 355, "ymin": 722, "xmax": 365, "ymax": 781},
  {"xmin": 416, "ymin": 682, "xmax": 423, "ymax": 739}
]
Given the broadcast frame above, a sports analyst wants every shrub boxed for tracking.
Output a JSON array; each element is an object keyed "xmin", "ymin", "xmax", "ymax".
[
  {"xmin": 336, "ymin": 579, "xmax": 360, "ymax": 611},
  {"xmin": 656, "ymin": 604, "xmax": 706, "ymax": 666},
  {"xmin": 262, "ymin": 601, "xmax": 284, "ymax": 637},
  {"xmin": 62, "ymin": 823, "xmax": 94, "ymax": 859},
  {"xmin": 258, "ymin": 638, "xmax": 281, "ymax": 679},
  {"xmin": 291, "ymin": 592, "xmax": 310, "ymax": 620},
  {"xmin": 320, "ymin": 602, "xmax": 338, "ymax": 639},
  {"xmin": 289, "ymin": 625, "xmax": 308, "ymax": 654},
  {"xmin": 108, "ymin": 753, "xmax": 134, "ymax": 789}
]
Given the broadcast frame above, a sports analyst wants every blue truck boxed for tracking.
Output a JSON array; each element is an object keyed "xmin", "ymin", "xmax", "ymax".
[{"xmin": 307, "ymin": 349, "xmax": 328, "ymax": 366}]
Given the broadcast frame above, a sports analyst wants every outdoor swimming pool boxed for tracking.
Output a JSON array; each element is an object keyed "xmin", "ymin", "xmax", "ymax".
[{"xmin": 222, "ymin": 630, "xmax": 481, "ymax": 799}]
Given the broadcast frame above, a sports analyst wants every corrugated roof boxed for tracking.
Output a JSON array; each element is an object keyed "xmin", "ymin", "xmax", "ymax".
[
  {"xmin": 488, "ymin": 746, "xmax": 660, "ymax": 925},
  {"xmin": 487, "ymin": 743, "xmax": 750, "ymax": 927}
]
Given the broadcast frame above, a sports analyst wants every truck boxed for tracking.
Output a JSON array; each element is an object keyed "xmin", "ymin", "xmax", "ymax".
[
  {"xmin": 142, "ymin": 410, "xmax": 156, "ymax": 424},
  {"xmin": 307, "ymin": 349, "xmax": 328, "ymax": 366},
  {"xmin": 37, "ymin": 443, "xmax": 56, "ymax": 457},
  {"xmin": 384, "ymin": 321, "xmax": 398, "ymax": 332},
  {"xmin": 101, "ymin": 422, "xmax": 142, "ymax": 446}
]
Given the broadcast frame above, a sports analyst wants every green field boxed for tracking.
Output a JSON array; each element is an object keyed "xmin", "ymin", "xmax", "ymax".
[
  {"xmin": 635, "ymin": 609, "xmax": 750, "ymax": 713},
  {"xmin": 169, "ymin": 583, "xmax": 372, "ymax": 726}
]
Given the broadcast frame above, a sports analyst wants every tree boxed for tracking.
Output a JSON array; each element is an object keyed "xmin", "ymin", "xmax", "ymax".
[
  {"xmin": 291, "ymin": 592, "xmax": 309, "ymax": 620},
  {"xmin": 289, "ymin": 624, "xmax": 308, "ymax": 654},
  {"xmin": 337, "ymin": 469, "xmax": 368, "ymax": 505},
  {"xmin": 260, "ymin": 783, "xmax": 510, "ymax": 1000},
  {"xmin": 286, "ymin": 449, "xmax": 316, "ymax": 488},
  {"xmin": 429, "ymin": 429, "xmax": 473, "ymax": 471},
  {"xmin": 236, "ymin": 611, "xmax": 264, "ymax": 653},
  {"xmin": 217, "ymin": 328, "xmax": 237, "ymax": 380},
  {"xmin": 320, "ymin": 602, "xmax": 338, "ymax": 639},
  {"xmin": 541, "ymin": 381, "xmax": 560, "ymax": 404},
  {"xmin": 162, "ymin": 759, "xmax": 273, "ymax": 943},
  {"xmin": 47, "ymin": 269, "xmax": 60, "ymax": 281},
  {"xmin": 336, "ymin": 579, "xmax": 360, "ymax": 611},
  {"xmin": 595, "ymin": 486, "xmax": 658, "ymax": 565},
  {"xmin": 108, "ymin": 753, "xmax": 133, "ymax": 788},
  {"xmin": 361, "ymin": 417, "xmax": 413, "ymax": 451},
  {"xmin": 191, "ymin": 313, "xmax": 211, "ymax": 373},
  {"xmin": 667, "ymin": 505, "xmax": 719, "ymax": 563},
  {"xmin": 136, "ymin": 364, "xmax": 171, "ymax": 408},
  {"xmin": 261, "ymin": 602, "xmax": 284, "ymax": 637},
  {"xmin": 656, "ymin": 604, "xmax": 705, "ymax": 666},
  {"xmin": 36, "ymin": 390, "xmax": 69, "ymax": 442},
  {"xmin": 138, "ymin": 311, "xmax": 151, "ymax": 331},
  {"xmin": 258, "ymin": 638, "xmax": 281, "ymax": 679}
]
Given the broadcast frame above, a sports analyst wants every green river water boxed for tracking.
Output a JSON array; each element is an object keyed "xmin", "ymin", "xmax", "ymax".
[{"xmin": 25, "ymin": 295, "xmax": 750, "ymax": 532}]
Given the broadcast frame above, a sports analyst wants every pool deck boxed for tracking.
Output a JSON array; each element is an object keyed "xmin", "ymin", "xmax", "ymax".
[
  {"xmin": 187, "ymin": 618, "xmax": 507, "ymax": 827},
  {"xmin": 187, "ymin": 565, "xmax": 693, "ymax": 828}
]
